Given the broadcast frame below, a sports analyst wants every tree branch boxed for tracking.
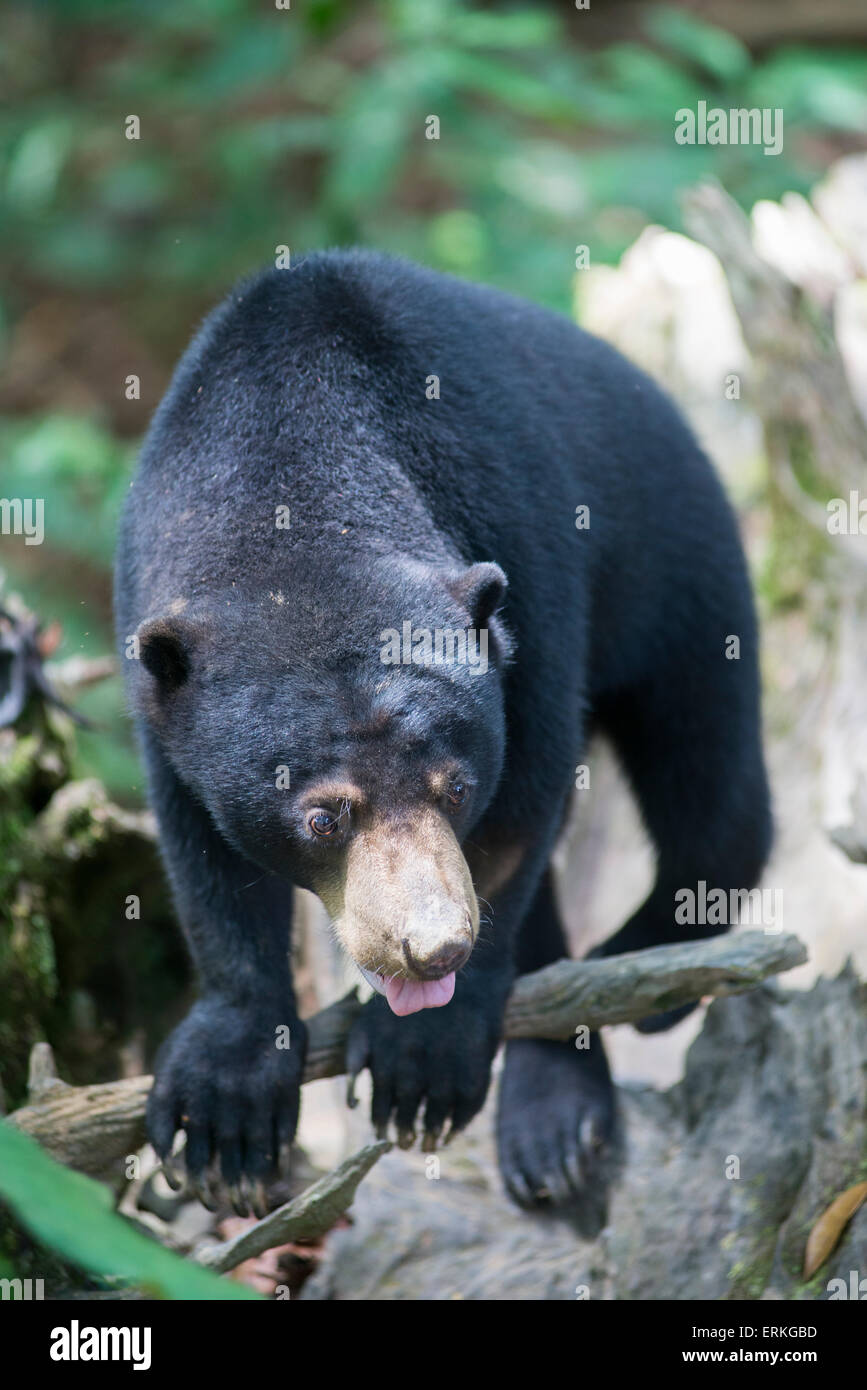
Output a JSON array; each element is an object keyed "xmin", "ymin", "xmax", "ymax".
[
  {"xmin": 196, "ymin": 1141, "xmax": 392, "ymax": 1274},
  {"xmin": 8, "ymin": 931, "xmax": 807, "ymax": 1180}
]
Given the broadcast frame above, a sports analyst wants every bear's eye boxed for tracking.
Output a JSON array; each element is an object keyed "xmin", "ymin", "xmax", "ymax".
[
  {"xmin": 308, "ymin": 809, "xmax": 341, "ymax": 839},
  {"xmin": 446, "ymin": 780, "xmax": 468, "ymax": 808}
]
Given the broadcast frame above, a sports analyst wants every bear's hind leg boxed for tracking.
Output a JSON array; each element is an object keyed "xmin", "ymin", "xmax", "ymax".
[
  {"xmin": 595, "ymin": 647, "xmax": 772, "ymax": 1032},
  {"xmin": 496, "ymin": 870, "xmax": 619, "ymax": 1230}
]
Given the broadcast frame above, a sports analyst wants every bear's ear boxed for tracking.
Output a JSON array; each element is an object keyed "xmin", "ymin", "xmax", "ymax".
[
  {"xmin": 446, "ymin": 562, "xmax": 508, "ymax": 630},
  {"xmin": 136, "ymin": 617, "xmax": 197, "ymax": 691}
]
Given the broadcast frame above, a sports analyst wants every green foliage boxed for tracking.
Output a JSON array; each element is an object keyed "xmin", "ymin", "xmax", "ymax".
[
  {"xmin": 0, "ymin": 415, "xmax": 131, "ymax": 568},
  {"xmin": 0, "ymin": 414, "xmax": 136, "ymax": 796},
  {"xmin": 2, "ymin": 0, "xmax": 864, "ymax": 312},
  {"xmin": 0, "ymin": 1121, "xmax": 259, "ymax": 1298},
  {"xmin": 0, "ymin": 0, "xmax": 864, "ymax": 795},
  {"xmin": 645, "ymin": 7, "xmax": 751, "ymax": 83}
]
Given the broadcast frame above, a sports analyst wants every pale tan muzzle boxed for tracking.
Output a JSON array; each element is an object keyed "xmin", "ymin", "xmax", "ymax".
[{"xmin": 321, "ymin": 808, "xmax": 479, "ymax": 981}]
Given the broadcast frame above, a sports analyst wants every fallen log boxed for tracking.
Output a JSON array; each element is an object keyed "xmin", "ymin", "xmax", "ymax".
[{"xmin": 8, "ymin": 930, "xmax": 807, "ymax": 1180}]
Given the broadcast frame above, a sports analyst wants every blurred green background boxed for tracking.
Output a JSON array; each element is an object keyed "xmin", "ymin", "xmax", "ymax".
[{"xmin": 2, "ymin": 0, "xmax": 867, "ymax": 800}]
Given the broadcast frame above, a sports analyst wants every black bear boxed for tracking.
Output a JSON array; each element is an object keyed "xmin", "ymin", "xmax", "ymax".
[{"xmin": 115, "ymin": 250, "xmax": 771, "ymax": 1215}]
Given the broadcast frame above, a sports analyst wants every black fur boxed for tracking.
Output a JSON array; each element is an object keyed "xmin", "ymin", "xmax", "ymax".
[{"xmin": 115, "ymin": 250, "xmax": 771, "ymax": 1211}]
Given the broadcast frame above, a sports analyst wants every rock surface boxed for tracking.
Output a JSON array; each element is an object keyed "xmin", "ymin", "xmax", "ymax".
[{"xmin": 302, "ymin": 970, "xmax": 867, "ymax": 1301}]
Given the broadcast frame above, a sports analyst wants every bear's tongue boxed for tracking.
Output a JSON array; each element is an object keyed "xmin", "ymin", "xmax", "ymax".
[{"xmin": 384, "ymin": 972, "xmax": 456, "ymax": 1016}]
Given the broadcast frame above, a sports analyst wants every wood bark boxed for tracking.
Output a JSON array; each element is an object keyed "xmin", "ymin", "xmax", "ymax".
[{"xmin": 8, "ymin": 930, "xmax": 806, "ymax": 1180}]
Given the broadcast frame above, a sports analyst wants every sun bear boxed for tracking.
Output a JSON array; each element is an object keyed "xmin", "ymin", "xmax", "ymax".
[{"xmin": 114, "ymin": 250, "xmax": 771, "ymax": 1216}]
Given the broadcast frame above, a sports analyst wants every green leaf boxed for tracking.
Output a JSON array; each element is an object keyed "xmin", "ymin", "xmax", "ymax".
[
  {"xmin": 449, "ymin": 9, "xmax": 561, "ymax": 51},
  {"xmin": 599, "ymin": 45, "xmax": 706, "ymax": 124},
  {"xmin": 0, "ymin": 1122, "xmax": 259, "ymax": 1299},
  {"xmin": 644, "ymin": 7, "xmax": 751, "ymax": 83},
  {"xmin": 324, "ymin": 56, "xmax": 429, "ymax": 212},
  {"xmin": 747, "ymin": 50, "xmax": 867, "ymax": 132},
  {"xmin": 385, "ymin": 0, "xmax": 458, "ymax": 43},
  {"xmin": 5, "ymin": 118, "xmax": 74, "ymax": 213},
  {"xmin": 176, "ymin": 22, "xmax": 298, "ymax": 103},
  {"xmin": 427, "ymin": 208, "xmax": 489, "ymax": 272},
  {"xmin": 447, "ymin": 51, "xmax": 579, "ymax": 121}
]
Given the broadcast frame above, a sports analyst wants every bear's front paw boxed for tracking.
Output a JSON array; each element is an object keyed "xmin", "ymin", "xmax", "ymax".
[
  {"xmin": 345, "ymin": 989, "xmax": 502, "ymax": 1149},
  {"xmin": 147, "ymin": 997, "xmax": 307, "ymax": 1216}
]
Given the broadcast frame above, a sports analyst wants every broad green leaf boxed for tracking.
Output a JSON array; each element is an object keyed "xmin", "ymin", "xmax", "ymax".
[
  {"xmin": 0, "ymin": 1121, "xmax": 259, "ymax": 1300},
  {"xmin": 644, "ymin": 7, "xmax": 751, "ymax": 83},
  {"xmin": 746, "ymin": 50, "xmax": 867, "ymax": 133},
  {"xmin": 6, "ymin": 119, "xmax": 73, "ymax": 213},
  {"xmin": 450, "ymin": 10, "xmax": 561, "ymax": 51},
  {"xmin": 598, "ymin": 45, "xmax": 706, "ymax": 125},
  {"xmin": 447, "ymin": 50, "xmax": 579, "ymax": 121},
  {"xmin": 325, "ymin": 57, "xmax": 431, "ymax": 212}
]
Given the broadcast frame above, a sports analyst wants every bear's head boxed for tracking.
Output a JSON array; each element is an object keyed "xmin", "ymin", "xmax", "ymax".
[{"xmin": 131, "ymin": 556, "xmax": 511, "ymax": 1015}]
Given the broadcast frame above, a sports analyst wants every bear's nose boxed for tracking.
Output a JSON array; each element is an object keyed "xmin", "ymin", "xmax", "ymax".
[{"xmin": 402, "ymin": 936, "xmax": 472, "ymax": 980}]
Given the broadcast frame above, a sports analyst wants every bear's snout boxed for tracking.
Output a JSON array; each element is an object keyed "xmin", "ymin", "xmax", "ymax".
[{"xmin": 402, "ymin": 930, "xmax": 472, "ymax": 980}]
